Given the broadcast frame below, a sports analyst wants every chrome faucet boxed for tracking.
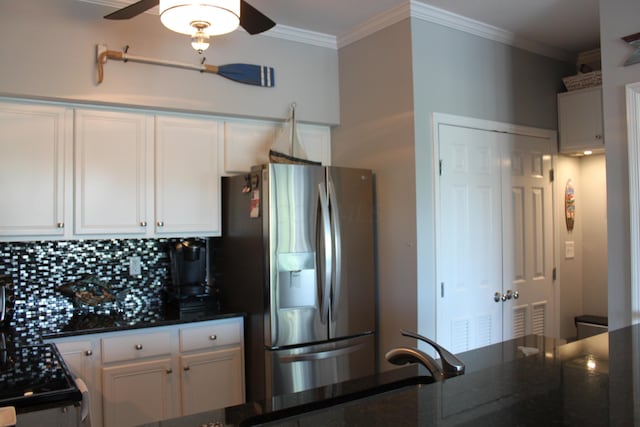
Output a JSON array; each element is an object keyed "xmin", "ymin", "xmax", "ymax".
[{"xmin": 385, "ymin": 329, "xmax": 465, "ymax": 381}]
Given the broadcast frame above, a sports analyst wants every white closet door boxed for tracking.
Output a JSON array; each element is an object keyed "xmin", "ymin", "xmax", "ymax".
[
  {"xmin": 436, "ymin": 118, "xmax": 555, "ymax": 353},
  {"xmin": 436, "ymin": 124, "xmax": 503, "ymax": 354},
  {"xmin": 501, "ymin": 133, "xmax": 554, "ymax": 340}
]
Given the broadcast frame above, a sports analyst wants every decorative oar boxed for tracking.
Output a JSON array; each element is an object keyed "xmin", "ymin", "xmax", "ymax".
[{"xmin": 96, "ymin": 45, "xmax": 274, "ymax": 87}]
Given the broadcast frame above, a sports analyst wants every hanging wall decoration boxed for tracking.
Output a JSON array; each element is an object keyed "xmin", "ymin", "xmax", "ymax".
[
  {"xmin": 96, "ymin": 44, "xmax": 275, "ymax": 87},
  {"xmin": 565, "ymin": 179, "xmax": 575, "ymax": 232},
  {"xmin": 622, "ymin": 32, "xmax": 640, "ymax": 66}
]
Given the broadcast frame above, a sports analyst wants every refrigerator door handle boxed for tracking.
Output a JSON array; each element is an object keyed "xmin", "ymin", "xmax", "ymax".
[
  {"xmin": 327, "ymin": 178, "xmax": 342, "ymax": 322},
  {"xmin": 318, "ymin": 182, "xmax": 333, "ymax": 324},
  {"xmin": 278, "ymin": 343, "xmax": 364, "ymax": 363}
]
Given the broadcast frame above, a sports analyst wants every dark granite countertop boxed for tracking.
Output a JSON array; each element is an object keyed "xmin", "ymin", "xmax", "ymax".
[
  {"xmin": 40, "ymin": 309, "xmax": 245, "ymax": 340},
  {"xmin": 140, "ymin": 324, "xmax": 637, "ymax": 426}
]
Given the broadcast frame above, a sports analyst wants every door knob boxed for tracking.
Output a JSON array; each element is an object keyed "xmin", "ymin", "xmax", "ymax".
[
  {"xmin": 494, "ymin": 292, "xmax": 501, "ymax": 303},
  {"xmin": 513, "ymin": 291, "xmax": 519, "ymax": 299},
  {"xmin": 505, "ymin": 290, "xmax": 513, "ymax": 300}
]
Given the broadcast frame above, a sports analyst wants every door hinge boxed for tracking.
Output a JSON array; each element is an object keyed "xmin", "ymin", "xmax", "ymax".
[
  {"xmin": 439, "ymin": 160, "xmax": 443, "ymax": 176},
  {"xmin": 552, "ymin": 267, "xmax": 557, "ymax": 281},
  {"xmin": 549, "ymin": 169, "xmax": 554, "ymax": 183},
  {"xmin": 441, "ymin": 282, "xmax": 445, "ymax": 298}
]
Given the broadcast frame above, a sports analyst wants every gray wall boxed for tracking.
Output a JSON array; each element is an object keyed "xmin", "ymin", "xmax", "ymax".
[
  {"xmin": 0, "ymin": 0, "xmax": 339, "ymax": 124},
  {"xmin": 410, "ymin": 20, "xmax": 573, "ymax": 342},
  {"xmin": 581, "ymin": 154, "xmax": 608, "ymax": 316},
  {"xmin": 333, "ymin": 16, "xmax": 573, "ymax": 367},
  {"xmin": 556, "ymin": 156, "xmax": 584, "ymax": 338},
  {"xmin": 600, "ymin": 0, "xmax": 640, "ymax": 329},
  {"xmin": 556, "ymin": 154, "xmax": 608, "ymax": 338},
  {"xmin": 332, "ymin": 20, "xmax": 417, "ymax": 367}
]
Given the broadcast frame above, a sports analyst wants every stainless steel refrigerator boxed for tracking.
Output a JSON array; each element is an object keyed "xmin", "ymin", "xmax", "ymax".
[{"xmin": 217, "ymin": 163, "xmax": 376, "ymax": 403}]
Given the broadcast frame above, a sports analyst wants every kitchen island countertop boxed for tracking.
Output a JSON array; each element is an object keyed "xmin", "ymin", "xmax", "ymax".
[{"xmin": 140, "ymin": 323, "xmax": 638, "ymax": 426}]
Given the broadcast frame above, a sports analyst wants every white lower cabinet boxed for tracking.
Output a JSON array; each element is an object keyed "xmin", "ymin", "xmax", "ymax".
[
  {"xmin": 47, "ymin": 317, "xmax": 244, "ymax": 427},
  {"xmin": 102, "ymin": 358, "xmax": 177, "ymax": 427},
  {"xmin": 180, "ymin": 347, "xmax": 244, "ymax": 416}
]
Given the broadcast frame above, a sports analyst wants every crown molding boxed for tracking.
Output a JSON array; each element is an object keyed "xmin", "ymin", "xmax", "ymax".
[
  {"xmin": 264, "ymin": 25, "xmax": 337, "ymax": 49},
  {"xmin": 78, "ymin": 0, "xmax": 573, "ymax": 61},
  {"xmin": 337, "ymin": 2, "xmax": 411, "ymax": 49},
  {"xmin": 408, "ymin": 1, "xmax": 574, "ymax": 63}
]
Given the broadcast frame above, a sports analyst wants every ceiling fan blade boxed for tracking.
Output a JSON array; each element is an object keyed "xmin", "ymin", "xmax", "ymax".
[
  {"xmin": 240, "ymin": 0, "xmax": 276, "ymax": 35},
  {"xmin": 104, "ymin": 0, "xmax": 159, "ymax": 20}
]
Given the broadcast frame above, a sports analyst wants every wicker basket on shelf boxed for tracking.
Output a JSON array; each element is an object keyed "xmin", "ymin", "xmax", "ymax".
[{"xmin": 562, "ymin": 71, "xmax": 602, "ymax": 91}]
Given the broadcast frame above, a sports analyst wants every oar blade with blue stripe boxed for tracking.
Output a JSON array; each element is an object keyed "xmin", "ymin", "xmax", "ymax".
[{"xmin": 207, "ymin": 63, "xmax": 275, "ymax": 87}]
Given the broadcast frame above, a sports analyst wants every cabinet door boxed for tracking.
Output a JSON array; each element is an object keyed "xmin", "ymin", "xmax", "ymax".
[
  {"xmin": 298, "ymin": 124, "xmax": 331, "ymax": 165},
  {"xmin": 223, "ymin": 120, "xmax": 276, "ymax": 174},
  {"xmin": 558, "ymin": 87, "xmax": 604, "ymax": 153},
  {"xmin": 0, "ymin": 101, "xmax": 70, "ymax": 237},
  {"xmin": 102, "ymin": 358, "xmax": 176, "ymax": 427},
  {"xmin": 53, "ymin": 339, "xmax": 103, "ymax": 427},
  {"xmin": 155, "ymin": 116, "xmax": 221, "ymax": 235},
  {"xmin": 180, "ymin": 347, "xmax": 244, "ymax": 416},
  {"xmin": 74, "ymin": 109, "xmax": 153, "ymax": 235},
  {"xmin": 222, "ymin": 120, "xmax": 332, "ymax": 174}
]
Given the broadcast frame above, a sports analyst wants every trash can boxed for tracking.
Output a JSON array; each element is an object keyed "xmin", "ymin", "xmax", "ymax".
[{"xmin": 574, "ymin": 315, "xmax": 608, "ymax": 339}]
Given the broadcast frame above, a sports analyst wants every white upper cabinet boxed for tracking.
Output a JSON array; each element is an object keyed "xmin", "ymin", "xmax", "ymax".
[
  {"xmin": 74, "ymin": 109, "xmax": 153, "ymax": 236},
  {"xmin": 0, "ymin": 97, "xmax": 329, "ymax": 240},
  {"xmin": 557, "ymin": 86, "xmax": 604, "ymax": 153},
  {"xmin": 155, "ymin": 115, "xmax": 221, "ymax": 235},
  {"xmin": 0, "ymin": 101, "xmax": 71, "ymax": 238},
  {"xmin": 223, "ymin": 120, "xmax": 331, "ymax": 174}
]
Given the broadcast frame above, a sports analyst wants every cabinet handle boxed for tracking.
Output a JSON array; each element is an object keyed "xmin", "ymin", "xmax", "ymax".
[
  {"xmin": 85, "ymin": 350, "xmax": 93, "ymax": 356},
  {"xmin": 135, "ymin": 344, "xmax": 143, "ymax": 350},
  {"xmin": 166, "ymin": 368, "xmax": 173, "ymax": 374},
  {"xmin": 157, "ymin": 221, "xmax": 164, "ymax": 227},
  {"xmin": 596, "ymin": 134, "xmax": 603, "ymax": 140},
  {"xmin": 57, "ymin": 222, "xmax": 64, "ymax": 229},
  {"xmin": 183, "ymin": 366, "xmax": 190, "ymax": 371},
  {"xmin": 140, "ymin": 221, "xmax": 147, "ymax": 227},
  {"xmin": 209, "ymin": 335, "xmax": 217, "ymax": 341}
]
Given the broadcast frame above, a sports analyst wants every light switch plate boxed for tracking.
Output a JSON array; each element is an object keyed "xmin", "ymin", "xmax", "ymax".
[{"xmin": 565, "ymin": 241, "xmax": 575, "ymax": 259}]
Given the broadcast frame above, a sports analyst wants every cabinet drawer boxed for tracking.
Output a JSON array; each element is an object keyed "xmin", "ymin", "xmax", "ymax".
[
  {"xmin": 102, "ymin": 330, "xmax": 171, "ymax": 364},
  {"xmin": 180, "ymin": 319, "xmax": 242, "ymax": 352}
]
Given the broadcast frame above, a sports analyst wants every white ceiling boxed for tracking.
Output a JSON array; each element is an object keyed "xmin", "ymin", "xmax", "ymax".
[
  {"xmin": 93, "ymin": 0, "xmax": 601, "ymax": 57},
  {"xmin": 249, "ymin": 0, "xmax": 600, "ymax": 55}
]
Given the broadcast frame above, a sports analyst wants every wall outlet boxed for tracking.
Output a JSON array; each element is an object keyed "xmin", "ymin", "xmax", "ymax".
[
  {"xmin": 129, "ymin": 256, "xmax": 142, "ymax": 276},
  {"xmin": 565, "ymin": 241, "xmax": 575, "ymax": 259}
]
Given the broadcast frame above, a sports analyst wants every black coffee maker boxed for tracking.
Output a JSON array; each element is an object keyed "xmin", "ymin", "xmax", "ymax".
[
  {"xmin": 169, "ymin": 239, "xmax": 208, "ymax": 296},
  {"xmin": 167, "ymin": 239, "xmax": 218, "ymax": 319}
]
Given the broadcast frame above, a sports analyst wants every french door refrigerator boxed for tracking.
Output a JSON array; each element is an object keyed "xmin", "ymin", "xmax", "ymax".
[{"xmin": 217, "ymin": 163, "xmax": 376, "ymax": 403}]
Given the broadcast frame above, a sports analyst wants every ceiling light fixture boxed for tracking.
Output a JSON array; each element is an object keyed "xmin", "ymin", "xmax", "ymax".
[{"xmin": 159, "ymin": 0, "xmax": 240, "ymax": 53}]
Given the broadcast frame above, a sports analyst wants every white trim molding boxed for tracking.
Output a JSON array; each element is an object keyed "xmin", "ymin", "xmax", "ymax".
[
  {"xmin": 627, "ymin": 81, "xmax": 640, "ymax": 324},
  {"xmin": 79, "ymin": 0, "xmax": 573, "ymax": 61}
]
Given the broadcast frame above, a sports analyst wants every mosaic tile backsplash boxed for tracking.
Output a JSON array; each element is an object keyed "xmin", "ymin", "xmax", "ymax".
[{"xmin": 0, "ymin": 238, "xmax": 202, "ymax": 345}]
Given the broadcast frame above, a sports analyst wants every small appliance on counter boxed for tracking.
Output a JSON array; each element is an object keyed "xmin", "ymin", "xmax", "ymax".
[
  {"xmin": 0, "ymin": 276, "xmax": 15, "ymax": 328},
  {"xmin": 165, "ymin": 239, "xmax": 218, "ymax": 319}
]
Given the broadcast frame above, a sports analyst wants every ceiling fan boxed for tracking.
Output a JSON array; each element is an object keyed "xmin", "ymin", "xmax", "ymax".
[{"xmin": 105, "ymin": 0, "xmax": 276, "ymax": 52}]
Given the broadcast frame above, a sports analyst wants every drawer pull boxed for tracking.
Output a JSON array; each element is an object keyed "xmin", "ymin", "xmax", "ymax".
[
  {"xmin": 140, "ymin": 221, "xmax": 147, "ymax": 227},
  {"xmin": 183, "ymin": 366, "xmax": 190, "ymax": 371},
  {"xmin": 135, "ymin": 344, "xmax": 143, "ymax": 350},
  {"xmin": 166, "ymin": 368, "xmax": 173, "ymax": 374},
  {"xmin": 57, "ymin": 222, "xmax": 64, "ymax": 229},
  {"xmin": 157, "ymin": 221, "xmax": 164, "ymax": 227},
  {"xmin": 85, "ymin": 350, "xmax": 93, "ymax": 356},
  {"xmin": 209, "ymin": 335, "xmax": 217, "ymax": 341}
]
